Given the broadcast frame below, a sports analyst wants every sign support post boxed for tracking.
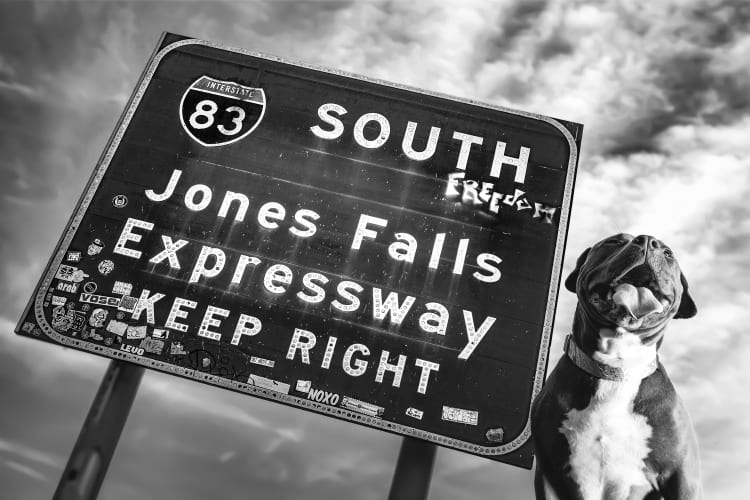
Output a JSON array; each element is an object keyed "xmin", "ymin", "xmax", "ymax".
[
  {"xmin": 53, "ymin": 360, "xmax": 144, "ymax": 500},
  {"xmin": 388, "ymin": 437, "xmax": 437, "ymax": 500}
]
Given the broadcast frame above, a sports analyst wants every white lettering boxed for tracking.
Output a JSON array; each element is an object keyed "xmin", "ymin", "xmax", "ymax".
[
  {"xmin": 353, "ymin": 112, "xmax": 390, "ymax": 149},
  {"xmin": 351, "ymin": 214, "xmax": 388, "ymax": 250},
  {"xmin": 310, "ymin": 103, "xmax": 347, "ymax": 140},
  {"xmin": 490, "ymin": 141, "xmax": 530, "ymax": 184},
  {"xmin": 114, "ymin": 218, "xmax": 153, "ymax": 259},
  {"xmin": 198, "ymin": 305, "xmax": 229, "ymax": 341},
  {"xmin": 145, "ymin": 169, "xmax": 182, "ymax": 202},
  {"xmin": 458, "ymin": 311, "xmax": 496, "ymax": 360},
  {"xmin": 286, "ymin": 328, "xmax": 317, "ymax": 364},
  {"xmin": 402, "ymin": 121, "xmax": 440, "ymax": 161}
]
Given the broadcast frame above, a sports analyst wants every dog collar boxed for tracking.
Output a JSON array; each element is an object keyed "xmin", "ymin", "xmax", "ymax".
[{"xmin": 564, "ymin": 334, "xmax": 658, "ymax": 381}]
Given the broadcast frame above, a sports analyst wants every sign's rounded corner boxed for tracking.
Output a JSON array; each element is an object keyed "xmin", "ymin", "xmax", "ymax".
[
  {"xmin": 153, "ymin": 37, "xmax": 207, "ymax": 61},
  {"xmin": 539, "ymin": 116, "xmax": 581, "ymax": 166}
]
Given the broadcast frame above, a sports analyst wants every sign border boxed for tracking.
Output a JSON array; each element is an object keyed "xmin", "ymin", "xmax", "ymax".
[{"xmin": 18, "ymin": 36, "xmax": 579, "ymax": 457}]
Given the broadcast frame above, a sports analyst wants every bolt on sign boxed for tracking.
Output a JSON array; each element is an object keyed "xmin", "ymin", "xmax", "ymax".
[{"xmin": 17, "ymin": 33, "xmax": 582, "ymax": 469}]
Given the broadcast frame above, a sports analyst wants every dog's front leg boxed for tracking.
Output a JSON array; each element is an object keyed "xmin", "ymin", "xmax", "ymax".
[{"xmin": 661, "ymin": 467, "xmax": 703, "ymax": 500}]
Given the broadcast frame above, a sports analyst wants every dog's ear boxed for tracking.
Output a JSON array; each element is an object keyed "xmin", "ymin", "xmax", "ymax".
[
  {"xmin": 674, "ymin": 272, "xmax": 697, "ymax": 319},
  {"xmin": 564, "ymin": 247, "xmax": 590, "ymax": 293}
]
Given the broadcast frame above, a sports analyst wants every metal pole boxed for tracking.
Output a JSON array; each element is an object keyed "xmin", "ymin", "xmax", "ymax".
[
  {"xmin": 53, "ymin": 360, "xmax": 145, "ymax": 500},
  {"xmin": 388, "ymin": 437, "xmax": 437, "ymax": 500}
]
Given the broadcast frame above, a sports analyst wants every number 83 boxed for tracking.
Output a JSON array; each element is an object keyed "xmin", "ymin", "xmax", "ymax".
[{"xmin": 189, "ymin": 99, "xmax": 245, "ymax": 136}]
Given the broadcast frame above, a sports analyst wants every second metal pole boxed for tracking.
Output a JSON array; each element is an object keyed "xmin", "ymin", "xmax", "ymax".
[
  {"xmin": 388, "ymin": 437, "xmax": 438, "ymax": 500},
  {"xmin": 53, "ymin": 359, "xmax": 145, "ymax": 500}
]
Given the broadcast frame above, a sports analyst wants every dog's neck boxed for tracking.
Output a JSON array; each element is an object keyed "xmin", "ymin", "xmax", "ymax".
[{"xmin": 571, "ymin": 307, "xmax": 663, "ymax": 379}]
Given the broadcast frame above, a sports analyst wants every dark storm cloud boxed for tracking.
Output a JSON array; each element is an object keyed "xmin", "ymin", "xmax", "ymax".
[
  {"xmin": 475, "ymin": 0, "xmax": 572, "ymax": 103},
  {"xmin": 535, "ymin": 31, "xmax": 574, "ymax": 61},
  {"xmin": 484, "ymin": 0, "xmax": 549, "ymax": 59},
  {"xmin": 602, "ymin": 0, "xmax": 750, "ymax": 156}
]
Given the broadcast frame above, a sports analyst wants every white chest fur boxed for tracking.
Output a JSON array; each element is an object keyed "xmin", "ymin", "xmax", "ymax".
[{"xmin": 559, "ymin": 330, "xmax": 656, "ymax": 499}]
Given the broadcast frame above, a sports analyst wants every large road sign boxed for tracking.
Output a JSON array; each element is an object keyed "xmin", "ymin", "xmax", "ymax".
[{"xmin": 17, "ymin": 33, "xmax": 582, "ymax": 468}]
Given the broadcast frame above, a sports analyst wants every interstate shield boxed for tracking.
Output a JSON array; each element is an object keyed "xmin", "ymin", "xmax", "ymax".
[{"xmin": 179, "ymin": 76, "xmax": 266, "ymax": 147}]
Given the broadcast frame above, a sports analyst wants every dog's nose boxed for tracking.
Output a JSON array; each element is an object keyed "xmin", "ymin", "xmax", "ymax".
[{"xmin": 632, "ymin": 235, "xmax": 663, "ymax": 250}]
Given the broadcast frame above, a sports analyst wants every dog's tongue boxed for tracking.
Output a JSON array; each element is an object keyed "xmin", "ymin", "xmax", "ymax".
[{"xmin": 612, "ymin": 283, "xmax": 663, "ymax": 319}]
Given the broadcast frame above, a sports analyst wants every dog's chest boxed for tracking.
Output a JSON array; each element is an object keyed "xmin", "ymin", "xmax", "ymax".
[{"xmin": 559, "ymin": 334, "xmax": 655, "ymax": 499}]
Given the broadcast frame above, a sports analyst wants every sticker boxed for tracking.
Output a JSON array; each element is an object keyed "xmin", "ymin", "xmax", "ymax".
[
  {"xmin": 112, "ymin": 281, "xmax": 133, "ymax": 296},
  {"xmin": 121, "ymin": 344, "xmax": 144, "ymax": 356},
  {"xmin": 51, "ymin": 295, "xmax": 67, "ymax": 306},
  {"xmin": 105, "ymin": 319, "xmax": 128, "ymax": 336},
  {"xmin": 83, "ymin": 282, "xmax": 98, "ymax": 293},
  {"xmin": 170, "ymin": 342, "xmax": 187, "ymax": 355},
  {"xmin": 248, "ymin": 375, "xmax": 290, "ymax": 394},
  {"xmin": 296, "ymin": 380, "xmax": 311, "ymax": 393},
  {"xmin": 306, "ymin": 388, "xmax": 340, "ymax": 405},
  {"xmin": 250, "ymin": 356, "xmax": 275, "ymax": 368},
  {"xmin": 56, "ymin": 282, "xmax": 79, "ymax": 294},
  {"xmin": 79, "ymin": 293, "xmax": 121, "ymax": 307},
  {"xmin": 66, "ymin": 250, "xmax": 82, "ymax": 262},
  {"xmin": 70, "ymin": 311, "xmax": 86, "ymax": 332},
  {"xmin": 126, "ymin": 325, "xmax": 147, "ymax": 340},
  {"xmin": 152, "ymin": 328, "xmax": 169, "ymax": 340},
  {"xmin": 50, "ymin": 307, "xmax": 85, "ymax": 333},
  {"xmin": 87, "ymin": 239, "xmax": 105, "ymax": 256},
  {"xmin": 112, "ymin": 194, "xmax": 128, "ymax": 208},
  {"xmin": 340, "ymin": 397, "xmax": 384, "ymax": 418},
  {"xmin": 485, "ymin": 427, "xmax": 505, "ymax": 443},
  {"xmin": 21, "ymin": 322, "xmax": 35, "ymax": 333},
  {"xmin": 56, "ymin": 265, "xmax": 89, "ymax": 283},
  {"xmin": 83, "ymin": 329, "xmax": 104, "ymax": 342},
  {"xmin": 97, "ymin": 260, "xmax": 115, "ymax": 276},
  {"xmin": 51, "ymin": 314, "xmax": 72, "ymax": 332},
  {"xmin": 117, "ymin": 296, "xmax": 139, "ymax": 312},
  {"xmin": 140, "ymin": 337, "xmax": 165, "ymax": 355},
  {"xmin": 405, "ymin": 407, "xmax": 424, "ymax": 420},
  {"xmin": 442, "ymin": 406, "xmax": 479, "ymax": 426},
  {"xmin": 89, "ymin": 308, "xmax": 109, "ymax": 328}
]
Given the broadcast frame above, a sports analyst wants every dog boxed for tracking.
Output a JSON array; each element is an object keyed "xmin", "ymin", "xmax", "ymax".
[{"xmin": 531, "ymin": 233, "xmax": 701, "ymax": 499}]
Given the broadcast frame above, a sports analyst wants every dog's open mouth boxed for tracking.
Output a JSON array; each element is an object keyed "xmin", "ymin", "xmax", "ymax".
[{"xmin": 589, "ymin": 264, "xmax": 671, "ymax": 323}]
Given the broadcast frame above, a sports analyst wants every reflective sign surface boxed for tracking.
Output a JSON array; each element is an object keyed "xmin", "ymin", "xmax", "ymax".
[{"xmin": 17, "ymin": 33, "xmax": 582, "ymax": 468}]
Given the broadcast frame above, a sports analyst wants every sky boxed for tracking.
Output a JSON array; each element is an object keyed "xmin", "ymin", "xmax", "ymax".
[{"xmin": 1, "ymin": 0, "xmax": 749, "ymax": 499}]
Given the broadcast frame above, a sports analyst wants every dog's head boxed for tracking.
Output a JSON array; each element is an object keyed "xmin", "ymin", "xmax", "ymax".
[{"xmin": 565, "ymin": 233, "xmax": 696, "ymax": 336}]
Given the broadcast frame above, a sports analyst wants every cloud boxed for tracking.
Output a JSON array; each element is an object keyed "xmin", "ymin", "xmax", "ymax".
[
  {"xmin": 0, "ymin": 438, "xmax": 61, "ymax": 470},
  {"xmin": 1, "ymin": 1, "xmax": 749, "ymax": 499},
  {"xmin": 3, "ymin": 460, "xmax": 48, "ymax": 482}
]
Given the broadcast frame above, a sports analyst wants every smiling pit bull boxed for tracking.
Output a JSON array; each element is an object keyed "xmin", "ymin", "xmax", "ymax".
[{"xmin": 531, "ymin": 234, "xmax": 702, "ymax": 500}]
